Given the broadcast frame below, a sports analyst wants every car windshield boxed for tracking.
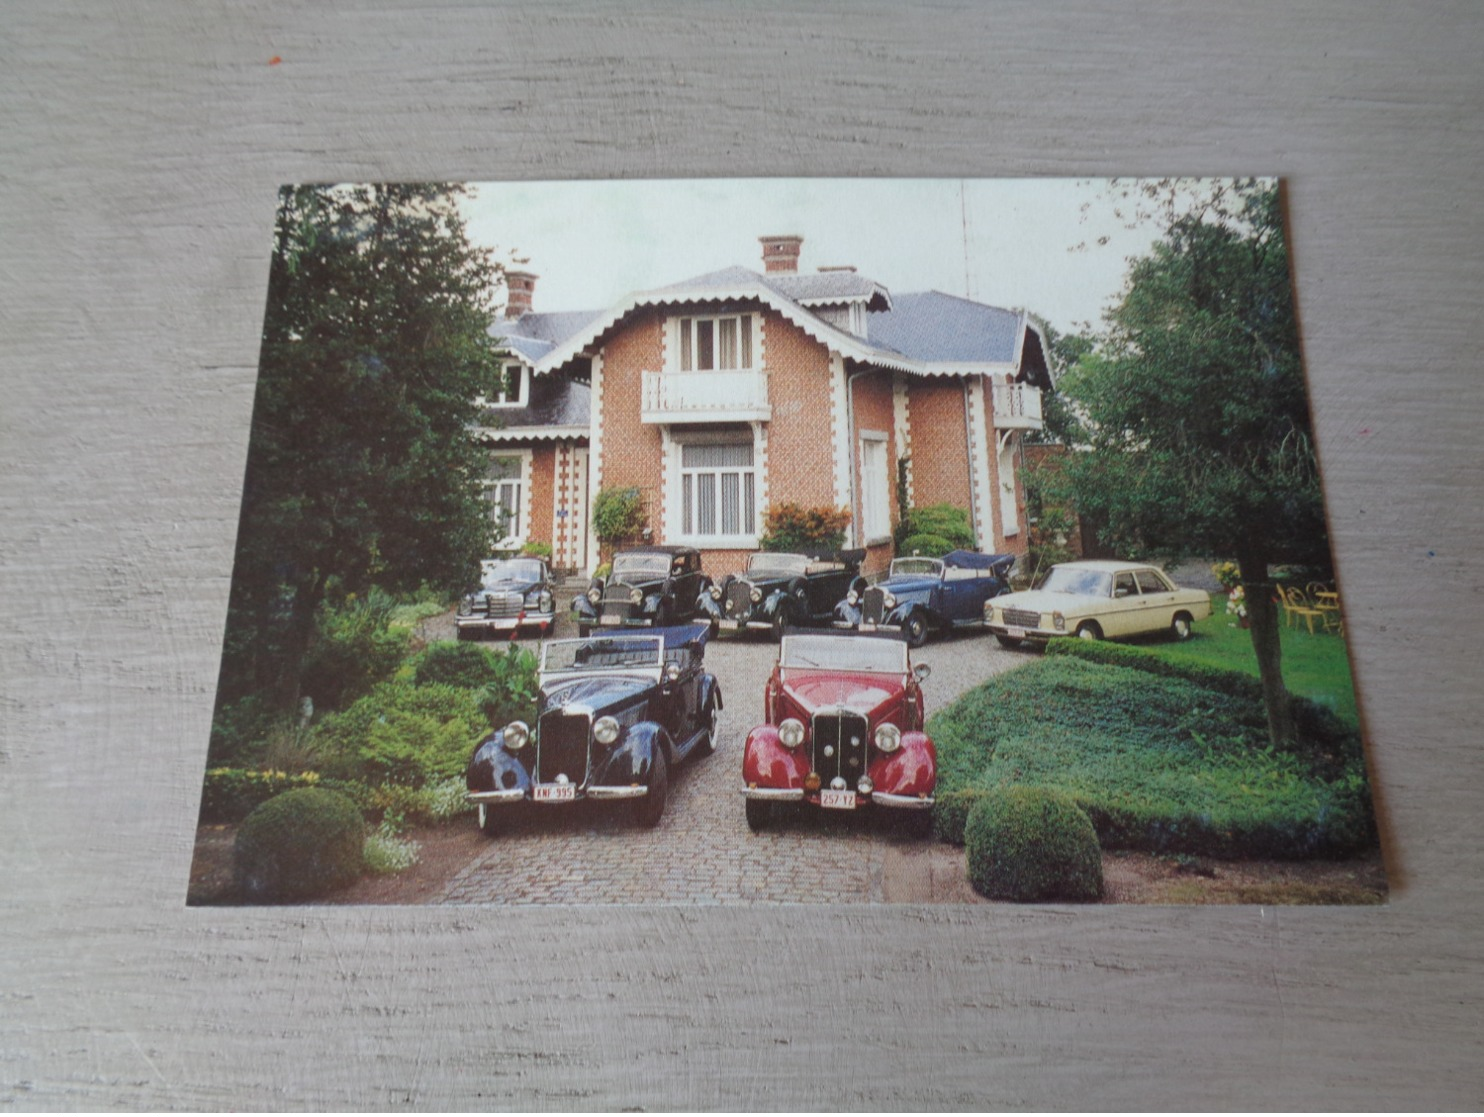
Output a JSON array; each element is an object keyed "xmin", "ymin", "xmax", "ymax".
[
  {"xmin": 779, "ymin": 634, "xmax": 908, "ymax": 674},
  {"xmin": 542, "ymin": 636, "xmax": 663, "ymax": 674},
  {"xmin": 1040, "ymin": 566, "xmax": 1113, "ymax": 597},
  {"xmin": 889, "ymin": 558, "xmax": 943, "ymax": 579},
  {"xmin": 480, "ymin": 559, "xmax": 544, "ymax": 585},
  {"xmin": 612, "ymin": 553, "xmax": 671, "ymax": 580},
  {"xmin": 746, "ymin": 553, "xmax": 809, "ymax": 577}
]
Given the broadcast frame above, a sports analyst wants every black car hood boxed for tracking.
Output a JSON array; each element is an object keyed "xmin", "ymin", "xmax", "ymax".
[
  {"xmin": 474, "ymin": 577, "xmax": 541, "ymax": 596},
  {"xmin": 539, "ymin": 674, "xmax": 653, "ymax": 717},
  {"xmin": 608, "ymin": 576, "xmax": 666, "ymax": 594}
]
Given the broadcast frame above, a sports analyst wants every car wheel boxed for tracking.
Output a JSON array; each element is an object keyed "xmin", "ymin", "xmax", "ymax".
[
  {"xmin": 904, "ymin": 611, "xmax": 929, "ymax": 648},
  {"xmin": 1076, "ymin": 621, "xmax": 1103, "ymax": 641},
  {"xmin": 745, "ymin": 798, "xmax": 773, "ymax": 832},
  {"xmin": 457, "ymin": 628, "xmax": 475, "ymax": 642},
  {"xmin": 771, "ymin": 607, "xmax": 790, "ymax": 642},
  {"xmin": 995, "ymin": 634, "xmax": 1022, "ymax": 649},
  {"xmin": 1171, "ymin": 612, "xmax": 1194, "ymax": 641},
  {"xmin": 633, "ymin": 747, "xmax": 668, "ymax": 828},
  {"xmin": 477, "ymin": 802, "xmax": 503, "ymax": 838},
  {"xmin": 695, "ymin": 697, "xmax": 720, "ymax": 757}
]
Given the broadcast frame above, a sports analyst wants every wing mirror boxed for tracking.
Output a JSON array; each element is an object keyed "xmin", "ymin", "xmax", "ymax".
[{"xmin": 913, "ymin": 663, "xmax": 931, "ymax": 683}]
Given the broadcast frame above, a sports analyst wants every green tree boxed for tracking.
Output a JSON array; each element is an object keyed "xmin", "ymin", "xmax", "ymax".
[
  {"xmin": 215, "ymin": 183, "xmax": 505, "ymax": 723},
  {"xmin": 1053, "ymin": 181, "xmax": 1324, "ymax": 747}
]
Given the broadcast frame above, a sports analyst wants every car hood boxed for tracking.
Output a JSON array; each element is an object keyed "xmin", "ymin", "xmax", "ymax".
[
  {"xmin": 780, "ymin": 669, "xmax": 904, "ymax": 717},
  {"xmin": 539, "ymin": 674, "xmax": 652, "ymax": 716},
  {"xmin": 609, "ymin": 576, "xmax": 666, "ymax": 593},
  {"xmin": 992, "ymin": 589, "xmax": 1105, "ymax": 614},
  {"xmin": 875, "ymin": 575, "xmax": 939, "ymax": 596},
  {"xmin": 471, "ymin": 577, "xmax": 542, "ymax": 597}
]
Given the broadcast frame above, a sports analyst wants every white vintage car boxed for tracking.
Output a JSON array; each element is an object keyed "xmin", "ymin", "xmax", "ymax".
[{"xmin": 984, "ymin": 560, "xmax": 1213, "ymax": 647}]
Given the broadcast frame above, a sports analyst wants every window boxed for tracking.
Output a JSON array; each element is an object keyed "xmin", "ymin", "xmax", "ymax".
[
  {"xmin": 484, "ymin": 454, "xmax": 524, "ymax": 547},
  {"xmin": 1136, "ymin": 570, "xmax": 1172, "ymax": 594},
  {"xmin": 678, "ymin": 314, "xmax": 753, "ymax": 371},
  {"xmin": 679, "ymin": 441, "xmax": 755, "ymax": 539},
  {"xmin": 859, "ymin": 434, "xmax": 891, "ymax": 543},
  {"xmin": 487, "ymin": 361, "xmax": 528, "ymax": 407}
]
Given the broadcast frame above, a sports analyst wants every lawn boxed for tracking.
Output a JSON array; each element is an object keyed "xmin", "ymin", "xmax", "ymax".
[{"xmin": 1126, "ymin": 593, "xmax": 1360, "ymax": 726}]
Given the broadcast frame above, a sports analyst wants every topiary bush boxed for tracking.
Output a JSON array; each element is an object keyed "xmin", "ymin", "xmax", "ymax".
[
  {"xmin": 932, "ymin": 787, "xmax": 993, "ymax": 845},
  {"xmin": 895, "ymin": 503, "xmax": 975, "ymax": 551},
  {"xmin": 232, "ymin": 787, "xmax": 366, "ymax": 903},
  {"xmin": 964, "ymin": 786, "xmax": 1103, "ymax": 902}
]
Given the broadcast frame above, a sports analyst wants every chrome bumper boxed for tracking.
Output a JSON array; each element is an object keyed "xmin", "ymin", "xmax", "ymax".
[
  {"xmin": 585, "ymin": 785, "xmax": 648, "ymax": 801},
  {"xmin": 871, "ymin": 792, "xmax": 935, "ymax": 810},
  {"xmin": 456, "ymin": 611, "xmax": 555, "ymax": 631},
  {"xmin": 465, "ymin": 788, "xmax": 526, "ymax": 804},
  {"xmin": 741, "ymin": 787, "xmax": 806, "ymax": 801}
]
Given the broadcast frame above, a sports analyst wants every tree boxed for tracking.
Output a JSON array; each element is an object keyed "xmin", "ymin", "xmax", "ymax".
[
  {"xmin": 215, "ymin": 183, "xmax": 505, "ymax": 717},
  {"xmin": 1053, "ymin": 181, "xmax": 1325, "ymax": 747}
]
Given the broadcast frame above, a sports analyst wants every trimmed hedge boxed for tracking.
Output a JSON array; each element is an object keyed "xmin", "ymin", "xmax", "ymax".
[
  {"xmin": 199, "ymin": 768, "xmax": 322, "ymax": 824},
  {"xmin": 964, "ymin": 787, "xmax": 1103, "ymax": 902},
  {"xmin": 928, "ymin": 655, "xmax": 1375, "ymax": 860},
  {"xmin": 232, "ymin": 787, "xmax": 365, "ymax": 903}
]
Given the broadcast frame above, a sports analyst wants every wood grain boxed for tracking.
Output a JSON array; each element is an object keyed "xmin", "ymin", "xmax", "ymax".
[{"xmin": 3, "ymin": 1, "xmax": 1482, "ymax": 1108}]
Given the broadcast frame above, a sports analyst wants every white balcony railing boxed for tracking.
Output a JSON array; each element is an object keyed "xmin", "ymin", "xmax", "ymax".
[
  {"xmin": 991, "ymin": 382, "xmax": 1044, "ymax": 430},
  {"xmin": 640, "ymin": 369, "xmax": 771, "ymax": 424}
]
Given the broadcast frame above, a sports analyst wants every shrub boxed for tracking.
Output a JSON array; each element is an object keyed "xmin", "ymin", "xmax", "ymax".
[
  {"xmin": 299, "ymin": 590, "xmax": 410, "ymax": 711},
  {"xmin": 520, "ymin": 540, "xmax": 553, "ymax": 560},
  {"xmin": 479, "ymin": 645, "xmax": 540, "ymax": 729},
  {"xmin": 199, "ymin": 768, "xmax": 323, "ymax": 824},
  {"xmin": 932, "ymin": 787, "xmax": 993, "ymax": 845},
  {"xmin": 895, "ymin": 503, "xmax": 975, "ymax": 551},
  {"xmin": 898, "ymin": 532, "xmax": 957, "ymax": 558},
  {"xmin": 759, "ymin": 503, "xmax": 851, "ymax": 553},
  {"xmin": 232, "ymin": 787, "xmax": 365, "ymax": 903},
  {"xmin": 310, "ymin": 681, "xmax": 487, "ymax": 788},
  {"xmin": 206, "ymin": 695, "xmax": 283, "ymax": 770},
  {"xmin": 414, "ymin": 641, "xmax": 501, "ymax": 690},
  {"xmin": 592, "ymin": 487, "xmax": 646, "ymax": 543},
  {"xmin": 964, "ymin": 787, "xmax": 1103, "ymax": 902},
  {"xmin": 387, "ymin": 599, "xmax": 449, "ymax": 631},
  {"xmin": 363, "ymin": 822, "xmax": 420, "ymax": 874}
]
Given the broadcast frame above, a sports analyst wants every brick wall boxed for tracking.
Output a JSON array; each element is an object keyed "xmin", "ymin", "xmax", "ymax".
[
  {"xmin": 527, "ymin": 443, "xmax": 555, "ymax": 550},
  {"xmin": 760, "ymin": 310, "xmax": 836, "ymax": 510},
  {"xmin": 594, "ymin": 309, "xmax": 666, "ymax": 538},
  {"xmin": 905, "ymin": 378, "xmax": 971, "ymax": 511}
]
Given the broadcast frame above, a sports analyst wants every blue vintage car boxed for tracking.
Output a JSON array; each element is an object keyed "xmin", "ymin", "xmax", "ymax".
[
  {"xmin": 833, "ymin": 550, "xmax": 1016, "ymax": 647},
  {"xmin": 464, "ymin": 624, "xmax": 721, "ymax": 834}
]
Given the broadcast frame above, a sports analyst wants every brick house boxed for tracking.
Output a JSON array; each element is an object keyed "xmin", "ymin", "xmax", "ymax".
[{"xmin": 475, "ymin": 235, "xmax": 1055, "ymax": 576}]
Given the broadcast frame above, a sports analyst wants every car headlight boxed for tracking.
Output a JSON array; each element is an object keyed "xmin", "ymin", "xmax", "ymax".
[
  {"xmin": 882, "ymin": 591, "xmax": 897, "ymax": 609},
  {"xmin": 593, "ymin": 716, "xmax": 621, "ymax": 745},
  {"xmin": 457, "ymin": 598, "xmax": 474, "ymax": 616},
  {"xmin": 847, "ymin": 590, "xmax": 859, "ymax": 606},
  {"xmin": 750, "ymin": 587, "xmax": 762, "ymax": 603},
  {"xmin": 874, "ymin": 724, "xmax": 902, "ymax": 753},
  {"xmin": 629, "ymin": 587, "xmax": 643, "ymax": 605},
  {"xmin": 778, "ymin": 718, "xmax": 805, "ymax": 748},
  {"xmin": 539, "ymin": 592, "xmax": 553, "ymax": 611},
  {"xmin": 710, "ymin": 584, "xmax": 723, "ymax": 600},
  {"xmin": 502, "ymin": 721, "xmax": 530, "ymax": 751},
  {"xmin": 587, "ymin": 587, "xmax": 601, "ymax": 604},
  {"xmin": 1052, "ymin": 612, "xmax": 1065, "ymax": 632}
]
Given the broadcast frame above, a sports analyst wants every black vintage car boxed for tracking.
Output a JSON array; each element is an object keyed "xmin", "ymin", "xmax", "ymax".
[
  {"xmin": 834, "ymin": 549, "xmax": 1016, "ymax": 647},
  {"xmin": 456, "ymin": 557, "xmax": 556, "ymax": 640},
  {"xmin": 697, "ymin": 549, "xmax": 865, "ymax": 639},
  {"xmin": 571, "ymin": 545, "xmax": 708, "ymax": 634},
  {"xmin": 464, "ymin": 624, "xmax": 721, "ymax": 833}
]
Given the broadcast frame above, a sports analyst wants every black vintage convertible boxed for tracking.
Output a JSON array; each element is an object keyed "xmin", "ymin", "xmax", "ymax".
[
  {"xmin": 571, "ymin": 545, "xmax": 708, "ymax": 634},
  {"xmin": 464, "ymin": 624, "xmax": 722, "ymax": 834},
  {"xmin": 697, "ymin": 549, "xmax": 865, "ymax": 639}
]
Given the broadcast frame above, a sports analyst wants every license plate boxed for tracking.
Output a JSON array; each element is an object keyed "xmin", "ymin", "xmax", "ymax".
[
  {"xmin": 1006, "ymin": 626, "xmax": 1026, "ymax": 639},
  {"xmin": 533, "ymin": 783, "xmax": 575, "ymax": 803},
  {"xmin": 719, "ymin": 619, "xmax": 739, "ymax": 629},
  {"xmin": 820, "ymin": 789, "xmax": 856, "ymax": 810},
  {"xmin": 601, "ymin": 614, "xmax": 623, "ymax": 625},
  {"xmin": 858, "ymin": 622, "xmax": 879, "ymax": 633}
]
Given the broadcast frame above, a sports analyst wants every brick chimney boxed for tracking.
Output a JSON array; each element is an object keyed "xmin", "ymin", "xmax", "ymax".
[
  {"xmin": 504, "ymin": 270, "xmax": 538, "ymax": 319},
  {"xmin": 759, "ymin": 235, "xmax": 803, "ymax": 274}
]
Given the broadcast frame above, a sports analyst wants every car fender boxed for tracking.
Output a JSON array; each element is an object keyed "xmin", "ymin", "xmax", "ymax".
[
  {"xmin": 886, "ymin": 601, "xmax": 932, "ymax": 628},
  {"xmin": 867, "ymin": 730, "xmax": 936, "ymax": 798},
  {"xmin": 742, "ymin": 724, "xmax": 809, "ymax": 790},
  {"xmin": 465, "ymin": 731, "xmax": 534, "ymax": 794},
  {"xmin": 833, "ymin": 599, "xmax": 862, "ymax": 628},
  {"xmin": 594, "ymin": 721, "xmax": 672, "ymax": 785},
  {"xmin": 697, "ymin": 672, "xmax": 723, "ymax": 715},
  {"xmin": 761, "ymin": 586, "xmax": 794, "ymax": 621},
  {"xmin": 695, "ymin": 590, "xmax": 725, "ymax": 622}
]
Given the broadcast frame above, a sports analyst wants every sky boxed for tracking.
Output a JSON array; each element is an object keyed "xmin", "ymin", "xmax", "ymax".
[{"xmin": 457, "ymin": 178, "xmax": 1234, "ymax": 336}]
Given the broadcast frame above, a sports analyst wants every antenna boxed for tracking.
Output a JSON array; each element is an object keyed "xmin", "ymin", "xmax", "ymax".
[{"xmin": 960, "ymin": 180, "xmax": 972, "ymax": 299}]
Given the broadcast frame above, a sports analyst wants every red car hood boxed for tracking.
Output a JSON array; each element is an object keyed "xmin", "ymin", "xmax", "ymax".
[{"xmin": 779, "ymin": 669, "xmax": 903, "ymax": 717}]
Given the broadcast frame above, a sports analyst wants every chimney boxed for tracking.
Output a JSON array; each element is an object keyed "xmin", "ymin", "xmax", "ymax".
[
  {"xmin": 759, "ymin": 235, "xmax": 803, "ymax": 274},
  {"xmin": 504, "ymin": 270, "xmax": 537, "ymax": 319}
]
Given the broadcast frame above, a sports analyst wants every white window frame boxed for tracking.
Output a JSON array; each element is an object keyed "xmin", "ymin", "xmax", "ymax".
[
  {"xmin": 669, "ymin": 431, "xmax": 759, "ymax": 548},
  {"xmin": 485, "ymin": 360, "xmax": 530, "ymax": 408},
  {"xmin": 483, "ymin": 449, "xmax": 531, "ymax": 549},
  {"xmin": 858, "ymin": 431, "xmax": 892, "ymax": 545},
  {"xmin": 673, "ymin": 313, "xmax": 756, "ymax": 372}
]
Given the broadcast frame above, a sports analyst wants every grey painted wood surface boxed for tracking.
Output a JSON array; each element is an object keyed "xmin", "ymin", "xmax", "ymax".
[{"xmin": 2, "ymin": 1, "xmax": 1481, "ymax": 1109}]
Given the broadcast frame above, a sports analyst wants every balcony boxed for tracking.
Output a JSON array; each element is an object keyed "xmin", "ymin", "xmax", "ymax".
[
  {"xmin": 991, "ymin": 382, "xmax": 1043, "ymax": 430},
  {"xmin": 640, "ymin": 369, "xmax": 771, "ymax": 424}
]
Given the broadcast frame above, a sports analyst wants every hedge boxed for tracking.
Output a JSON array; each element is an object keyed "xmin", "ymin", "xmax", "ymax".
[{"xmin": 964, "ymin": 787, "xmax": 1103, "ymax": 902}]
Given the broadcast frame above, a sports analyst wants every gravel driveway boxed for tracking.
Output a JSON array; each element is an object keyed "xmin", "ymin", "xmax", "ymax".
[{"xmin": 438, "ymin": 622, "xmax": 1026, "ymax": 905}]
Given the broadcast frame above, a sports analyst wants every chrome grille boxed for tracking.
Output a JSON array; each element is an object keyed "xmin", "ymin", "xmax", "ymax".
[
  {"xmin": 725, "ymin": 580, "xmax": 754, "ymax": 620},
  {"xmin": 1002, "ymin": 607, "xmax": 1041, "ymax": 628},
  {"xmin": 862, "ymin": 586, "xmax": 888, "ymax": 626},
  {"xmin": 485, "ymin": 591, "xmax": 524, "ymax": 619},
  {"xmin": 810, "ymin": 711, "xmax": 869, "ymax": 786},
  {"xmin": 535, "ymin": 710, "xmax": 590, "ymax": 785}
]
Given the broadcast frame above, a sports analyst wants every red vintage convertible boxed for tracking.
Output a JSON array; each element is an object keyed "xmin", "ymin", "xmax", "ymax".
[{"xmin": 741, "ymin": 631, "xmax": 936, "ymax": 831}]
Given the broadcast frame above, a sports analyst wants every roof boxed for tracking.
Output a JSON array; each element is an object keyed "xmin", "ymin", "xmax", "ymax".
[
  {"xmin": 490, "ymin": 310, "xmax": 605, "ymax": 363},
  {"xmin": 866, "ymin": 292, "xmax": 1024, "ymax": 364},
  {"xmin": 765, "ymin": 271, "xmax": 892, "ymax": 311},
  {"xmin": 474, "ymin": 375, "xmax": 589, "ymax": 440}
]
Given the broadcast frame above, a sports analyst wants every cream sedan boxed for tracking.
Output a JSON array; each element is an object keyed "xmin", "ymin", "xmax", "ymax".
[{"xmin": 985, "ymin": 560, "xmax": 1213, "ymax": 648}]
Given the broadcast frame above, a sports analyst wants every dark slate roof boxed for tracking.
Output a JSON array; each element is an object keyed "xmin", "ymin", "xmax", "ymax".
[
  {"xmin": 477, "ymin": 374, "xmax": 589, "ymax": 432},
  {"xmin": 865, "ymin": 291, "xmax": 1023, "ymax": 364},
  {"xmin": 766, "ymin": 271, "xmax": 892, "ymax": 310},
  {"xmin": 490, "ymin": 310, "xmax": 604, "ymax": 363}
]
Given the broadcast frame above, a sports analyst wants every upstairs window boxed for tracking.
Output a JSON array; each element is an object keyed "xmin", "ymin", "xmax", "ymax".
[
  {"xmin": 678, "ymin": 314, "xmax": 753, "ymax": 371},
  {"xmin": 487, "ymin": 361, "xmax": 529, "ymax": 407}
]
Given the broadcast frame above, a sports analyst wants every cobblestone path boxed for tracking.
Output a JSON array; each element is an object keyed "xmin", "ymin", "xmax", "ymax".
[{"xmin": 439, "ymin": 626, "xmax": 1024, "ymax": 905}]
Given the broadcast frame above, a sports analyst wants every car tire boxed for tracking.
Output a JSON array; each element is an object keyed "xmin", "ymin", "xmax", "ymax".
[
  {"xmin": 771, "ymin": 607, "xmax": 791, "ymax": 643},
  {"xmin": 1171, "ymin": 612, "xmax": 1194, "ymax": 641},
  {"xmin": 477, "ymin": 802, "xmax": 503, "ymax": 838},
  {"xmin": 904, "ymin": 611, "xmax": 929, "ymax": 648},
  {"xmin": 995, "ymin": 634, "xmax": 1022, "ymax": 649},
  {"xmin": 695, "ymin": 696, "xmax": 720, "ymax": 757},
  {"xmin": 1076, "ymin": 621, "xmax": 1103, "ymax": 641},
  {"xmin": 633, "ymin": 747, "xmax": 668, "ymax": 828},
  {"xmin": 457, "ymin": 627, "xmax": 475, "ymax": 642},
  {"xmin": 745, "ymin": 798, "xmax": 773, "ymax": 833}
]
